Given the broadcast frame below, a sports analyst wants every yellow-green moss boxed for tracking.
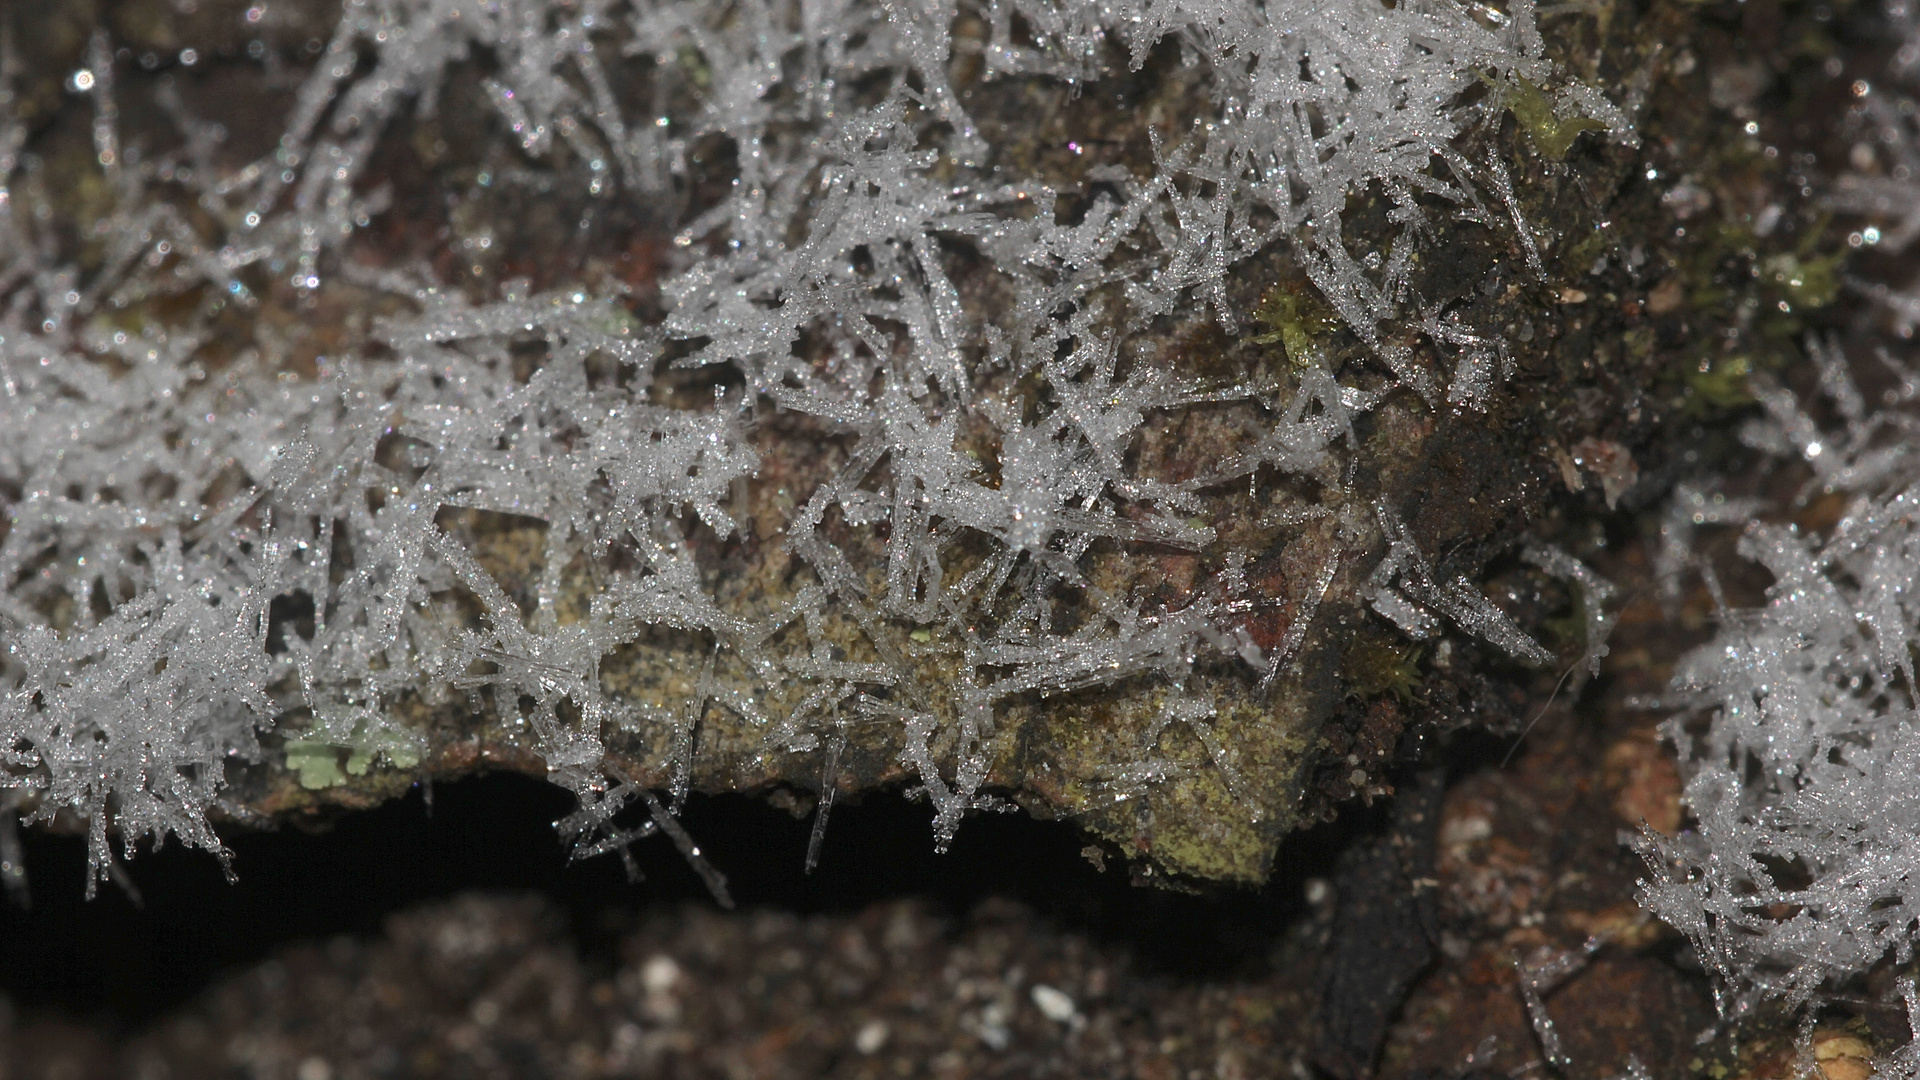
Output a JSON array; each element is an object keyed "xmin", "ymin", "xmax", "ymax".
[{"xmin": 1505, "ymin": 78, "xmax": 1612, "ymax": 160}]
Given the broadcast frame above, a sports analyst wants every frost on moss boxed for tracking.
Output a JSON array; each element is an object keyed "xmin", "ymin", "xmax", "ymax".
[{"xmin": 0, "ymin": 0, "xmax": 1624, "ymax": 889}]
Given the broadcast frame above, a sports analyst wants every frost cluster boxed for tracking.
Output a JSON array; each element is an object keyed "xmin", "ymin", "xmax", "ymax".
[
  {"xmin": 0, "ymin": 0, "xmax": 1617, "ymax": 888},
  {"xmin": 1635, "ymin": 335, "xmax": 1920, "ymax": 1014}
]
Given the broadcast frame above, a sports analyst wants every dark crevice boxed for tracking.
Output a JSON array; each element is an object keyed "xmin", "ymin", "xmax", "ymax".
[{"xmin": 0, "ymin": 773, "xmax": 1359, "ymax": 1030}]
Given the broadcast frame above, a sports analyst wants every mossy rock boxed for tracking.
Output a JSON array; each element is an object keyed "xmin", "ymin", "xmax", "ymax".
[{"xmin": 1, "ymin": 0, "xmax": 1840, "ymax": 885}]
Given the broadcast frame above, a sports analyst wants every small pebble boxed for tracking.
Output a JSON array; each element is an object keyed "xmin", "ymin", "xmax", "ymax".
[
  {"xmin": 1031, "ymin": 984, "xmax": 1077, "ymax": 1023},
  {"xmin": 854, "ymin": 1019, "xmax": 890, "ymax": 1055}
]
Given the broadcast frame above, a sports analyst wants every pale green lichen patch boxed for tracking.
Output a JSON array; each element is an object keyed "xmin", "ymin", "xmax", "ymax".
[
  {"xmin": 286, "ymin": 741, "xmax": 349, "ymax": 791},
  {"xmin": 286, "ymin": 713, "xmax": 426, "ymax": 790}
]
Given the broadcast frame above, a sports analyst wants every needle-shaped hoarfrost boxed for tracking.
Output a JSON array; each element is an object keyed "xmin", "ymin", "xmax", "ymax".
[
  {"xmin": 1370, "ymin": 501, "xmax": 1554, "ymax": 667},
  {"xmin": 1521, "ymin": 544, "xmax": 1615, "ymax": 680},
  {"xmin": 0, "ymin": 0, "xmax": 1619, "ymax": 885},
  {"xmin": 1882, "ymin": 978, "xmax": 1920, "ymax": 1080}
]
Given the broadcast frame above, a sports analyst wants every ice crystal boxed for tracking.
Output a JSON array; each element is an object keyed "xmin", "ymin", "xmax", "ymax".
[
  {"xmin": 1371, "ymin": 501, "xmax": 1555, "ymax": 667},
  {"xmin": 1512, "ymin": 940, "xmax": 1600, "ymax": 1072},
  {"xmin": 0, "ymin": 0, "xmax": 1614, "ymax": 885},
  {"xmin": 1522, "ymin": 543, "xmax": 1615, "ymax": 680},
  {"xmin": 1881, "ymin": 977, "xmax": 1920, "ymax": 1080}
]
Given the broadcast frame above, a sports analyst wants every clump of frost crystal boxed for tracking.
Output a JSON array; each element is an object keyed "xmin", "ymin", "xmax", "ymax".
[
  {"xmin": 1635, "ymin": 335, "xmax": 1920, "ymax": 1015},
  {"xmin": 0, "ymin": 0, "xmax": 1618, "ymax": 889}
]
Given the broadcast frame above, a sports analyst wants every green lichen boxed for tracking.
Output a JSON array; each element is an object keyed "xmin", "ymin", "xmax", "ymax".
[
  {"xmin": 1689, "ymin": 354, "xmax": 1754, "ymax": 409},
  {"xmin": 286, "ymin": 740, "xmax": 348, "ymax": 790},
  {"xmin": 287, "ymin": 713, "xmax": 425, "ymax": 790}
]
